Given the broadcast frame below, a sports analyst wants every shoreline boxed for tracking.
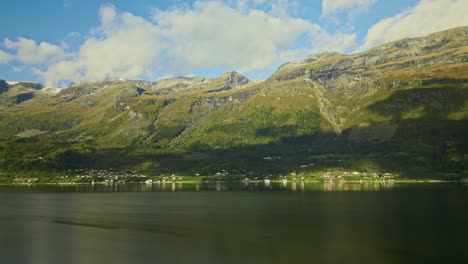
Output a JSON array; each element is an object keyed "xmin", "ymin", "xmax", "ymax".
[{"xmin": 0, "ymin": 179, "xmax": 462, "ymax": 186}]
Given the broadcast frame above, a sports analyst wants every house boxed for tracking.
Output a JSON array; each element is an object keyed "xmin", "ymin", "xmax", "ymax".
[
  {"xmin": 263, "ymin": 156, "xmax": 282, "ymax": 161},
  {"xmin": 383, "ymin": 173, "xmax": 394, "ymax": 178},
  {"xmin": 145, "ymin": 179, "xmax": 153, "ymax": 184},
  {"xmin": 323, "ymin": 172, "xmax": 333, "ymax": 178}
]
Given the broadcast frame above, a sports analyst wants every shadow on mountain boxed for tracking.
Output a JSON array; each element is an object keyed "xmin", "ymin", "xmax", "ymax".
[
  {"xmin": 1, "ymin": 82, "xmax": 466, "ymax": 179},
  {"xmin": 156, "ymin": 83, "xmax": 466, "ymax": 179}
]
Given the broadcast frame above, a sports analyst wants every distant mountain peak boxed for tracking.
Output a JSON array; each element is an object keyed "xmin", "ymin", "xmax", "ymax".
[{"xmin": 220, "ymin": 71, "xmax": 249, "ymax": 86}]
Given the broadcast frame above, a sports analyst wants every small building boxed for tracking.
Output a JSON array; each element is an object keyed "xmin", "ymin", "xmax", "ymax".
[
  {"xmin": 145, "ymin": 179, "xmax": 153, "ymax": 184},
  {"xmin": 263, "ymin": 156, "xmax": 282, "ymax": 161}
]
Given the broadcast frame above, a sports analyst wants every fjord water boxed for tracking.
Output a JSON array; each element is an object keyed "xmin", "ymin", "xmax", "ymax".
[{"xmin": 1, "ymin": 183, "xmax": 467, "ymax": 264}]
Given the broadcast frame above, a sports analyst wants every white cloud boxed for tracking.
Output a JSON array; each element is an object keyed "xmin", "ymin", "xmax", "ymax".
[
  {"xmin": 361, "ymin": 0, "xmax": 468, "ymax": 50},
  {"xmin": 0, "ymin": 50, "xmax": 11, "ymax": 64},
  {"xmin": 99, "ymin": 3, "xmax": 117, "ymax": 25},
  {"xmin": 229, "ymin": 0, "xmax": 267, "ymax": 11},
  {"xmin": 153, "ymin": 1, "xmax": 355, "ymax": 74},
  {"xmin": 19, "ymin": 1, "xmax": 356, "ymax": 86},
  {"xmin": 41, "ymin": 4, "xmax": 165, "ymax": 86},
  {"xmin": 4, "ymin": 38, "xmax": 66, "ymax": 64},
  {"xmin": 322, "ymin": 0, "xmax": 377, "ymax": 16}
]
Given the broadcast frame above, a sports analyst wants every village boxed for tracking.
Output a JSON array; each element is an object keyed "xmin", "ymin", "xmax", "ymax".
[
  {"xmin": 8, "ymin": 165, "xmax": 397, "ymax": 185},
  {"xmin": 321, "ymin": 171, "xmax": 395, "ymax": 182},
  {"xmin": 65, "ymin": 169, "xmax": 190, "ymax": 185}
]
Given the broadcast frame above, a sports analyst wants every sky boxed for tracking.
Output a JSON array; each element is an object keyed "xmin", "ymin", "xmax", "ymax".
[{"xmin": 0, "ymin": 0, "xmax": 467, "ymax": 87}]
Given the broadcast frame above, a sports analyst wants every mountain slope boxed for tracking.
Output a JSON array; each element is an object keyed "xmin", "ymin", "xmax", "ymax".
[{"xmin": 0, "ymin": 27, "xmax": 467, "ymax": 179}]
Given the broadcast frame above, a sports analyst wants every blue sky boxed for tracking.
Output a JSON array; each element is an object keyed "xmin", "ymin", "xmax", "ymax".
[{"xmin": 0, "ymin": 0, "xmax": 467, "ymax": 86}]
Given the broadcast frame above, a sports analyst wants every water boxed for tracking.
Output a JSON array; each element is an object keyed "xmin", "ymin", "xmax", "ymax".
[{"xmin": 1, "ymin": 182, "xmax": 467, "ymax": 264}]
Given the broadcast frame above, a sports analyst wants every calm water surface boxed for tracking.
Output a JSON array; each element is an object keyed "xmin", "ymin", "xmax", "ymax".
[{"xmin": 1, "ymin": 182, "xmax": 467, "ymax": 264}]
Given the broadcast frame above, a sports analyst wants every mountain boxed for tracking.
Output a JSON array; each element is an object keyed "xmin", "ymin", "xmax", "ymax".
[{"xmin": 1, "ymin": 27, "xmax": 467, "ymax": 179}]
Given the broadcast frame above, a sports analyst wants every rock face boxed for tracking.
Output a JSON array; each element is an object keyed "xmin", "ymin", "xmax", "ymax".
[
  {"xmin": 0, "ymin": 80, "xmax": 8, "ymax": 93},
  {"xmin": 156, "ymin": 77, "xmax": 209, "ymax": 88},
  {"xmin": 271, "ymin": 27, "xmax": 468, "ymax": 94},
  {"xmin": 15, "ymin": 92, "xmax": 35, "ymax": 104},
  {"xmin": 192, "ymin": 89, "xmax": 258, "ymax": 111},
  {"xmin": 207, "ymin": 71, "xmax": 250, "ymax": 93},
  {"xmin": 224, "ymin": 71, "xmax": 249, "ymax": 86},
  {"xmin": 267, "ymin": 27, "xmax": 468, "ymax": 131},
  {"xmin": 57, "ymin": 87, "xmax": 99, "ymax": 102},
  {"xmin": 10, "ymin": 82, "xmax": 44, "ymax": 90}
]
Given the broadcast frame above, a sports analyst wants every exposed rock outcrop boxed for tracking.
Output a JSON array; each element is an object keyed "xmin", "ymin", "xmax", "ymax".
[
  {"xmin": 0, "ymin": 80, "xmax": 8, "ymax": 93},
  {"xmin": 271, "ymin": 27, "xmax": 468, "ymax": 94},
  {"xmin": 15, "ymin": 92, "xmax": 35, "ymax": 104}
]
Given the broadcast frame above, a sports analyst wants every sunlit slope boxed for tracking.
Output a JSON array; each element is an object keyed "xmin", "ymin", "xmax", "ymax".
[{"xmin": 0, "ymin": 27, "xmax": 467, "ymax": 177}]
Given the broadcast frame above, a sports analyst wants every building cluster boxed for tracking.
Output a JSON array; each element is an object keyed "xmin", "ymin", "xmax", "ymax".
[
  {"xmin": 263, "ymin": 156, "xmax": 282, "ymax": 161},
  {"xmin": 322, "ymin": 171, "xmax": 394, "ymax": 181},
  {"xmin": 62, "ymin": 169, "xmax": 149, "ymax": 183}
]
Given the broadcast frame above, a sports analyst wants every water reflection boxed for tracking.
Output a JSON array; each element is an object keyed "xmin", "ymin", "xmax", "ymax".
[
  {"xmin": 322, "ymin": 181, "xmax": 396, "ymax": 192},
  {"xmin": 1, "ymin": 182, "xmax": 467, "ymax": 264},
  {"xmin": 0, "ymin": 181, "xmax": 408, "ymax": 193}
]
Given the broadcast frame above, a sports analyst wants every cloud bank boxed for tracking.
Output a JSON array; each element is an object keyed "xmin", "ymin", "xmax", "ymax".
[
  {"xmin": 361, "ymin": 0, "xmax": 468, "ymax": 50},
  {"xmin": 0, "ymin": 0, "xmax": 467, "ymax": 86},
  {"xmin": 4, "ymin": 38, "xmax": 66, "ymax": 65},
  {"xmin": 41, "ymin": 4, "xmax": 164, "ymax": 86},
  {"xmin": 0, "ymin": 50, "xmax": 11, "ymax": 64},
  {"xmin": 153, "ymin": 1, "xmax": 355, "ymax": 74},
  {"xmin": 321, "ymin": 0, "xmax": 377, "ymax": 16},
  {"xmin": 1, "ymin": 1, "xmax": 356, "ymax": 86}
]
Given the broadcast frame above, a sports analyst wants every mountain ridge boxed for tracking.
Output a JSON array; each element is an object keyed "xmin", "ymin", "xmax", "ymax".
[
  {"xmin": 3, "ymin": 27, "xmax": 468, "ymax": 90},
  {"xmin": 0, "ymin": 27, "xmax": 467, "ymax": 180}
]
